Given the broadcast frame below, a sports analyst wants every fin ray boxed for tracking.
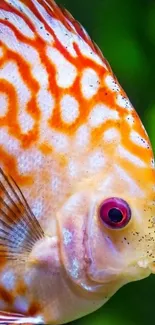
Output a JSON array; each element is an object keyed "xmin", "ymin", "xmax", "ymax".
[
  {"xmin": 0, "ymin": 168, "xmax": 44, "ymax": 263},
  {"xmin": 0, "ymin": 311, "xmax": 44, "ymax": 324}
]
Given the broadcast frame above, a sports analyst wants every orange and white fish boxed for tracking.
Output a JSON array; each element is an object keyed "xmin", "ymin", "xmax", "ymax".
[{"xmin": 0, "ymin": 0, "xmax": 154, "ymax": 324}]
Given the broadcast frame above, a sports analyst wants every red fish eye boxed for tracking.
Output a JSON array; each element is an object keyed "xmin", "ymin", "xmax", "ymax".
[{"xmin": 99, "ymin": 197, "xmax": 131, "ymax": 229}]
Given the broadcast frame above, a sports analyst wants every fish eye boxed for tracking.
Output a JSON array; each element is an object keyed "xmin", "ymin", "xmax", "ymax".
[{"xmin": 99, "ymin": 197, "xmax": 131, "ymax": 229}]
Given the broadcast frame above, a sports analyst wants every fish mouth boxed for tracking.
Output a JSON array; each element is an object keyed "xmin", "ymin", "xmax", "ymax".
[
  {"xmin": 148, "ymin": 261, "xmax": 155, "ymax": 274},
  {"xmin": 137, "ymin": 255, "xmax": 155, "ymax": 275},
  {"xmin": 84, "ymin": 231, "xmax": 152, "ymax": 284}
]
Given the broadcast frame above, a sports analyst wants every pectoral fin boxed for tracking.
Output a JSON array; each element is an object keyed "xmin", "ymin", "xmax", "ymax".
[{"xmin": 0, "ymin": 167, "xmax": 44, "ymax": 264}]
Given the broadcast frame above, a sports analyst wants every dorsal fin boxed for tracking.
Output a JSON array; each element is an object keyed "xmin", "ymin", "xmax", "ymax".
[
  {"xmin": 42, "ymin": 0, "xmax": 110, "ymax": 66},
  {"xmin": 1, "ymin": 0, "xmax": 110, "ymax": 69},
  {"xmin": 59, "ymin": 5, "xmax": 97, "ymax": 51},
  {"xmin": 59, "ymin": 4, "xmax": 112, "ymax": 70}
]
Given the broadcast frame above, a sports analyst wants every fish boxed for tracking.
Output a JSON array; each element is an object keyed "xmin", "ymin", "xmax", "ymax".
[{"xmin": 0, "ymin": 0, "xmax": 154, "ymax": 324}]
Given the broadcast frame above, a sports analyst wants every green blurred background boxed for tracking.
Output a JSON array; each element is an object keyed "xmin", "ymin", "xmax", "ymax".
[{"xmin": 57, "ymin": 0, "xmax": 155, "ymax": 324}]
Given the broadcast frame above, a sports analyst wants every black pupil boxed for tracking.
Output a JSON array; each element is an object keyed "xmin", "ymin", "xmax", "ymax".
[{"xmin": 108, "ymin": 208, "xmax": 123, "ymax": 223}]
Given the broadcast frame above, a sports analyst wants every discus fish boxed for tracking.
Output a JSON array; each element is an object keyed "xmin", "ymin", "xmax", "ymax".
[{"xmin": 0, "ymin": 0, "xmax": 154, "ymax": 324}]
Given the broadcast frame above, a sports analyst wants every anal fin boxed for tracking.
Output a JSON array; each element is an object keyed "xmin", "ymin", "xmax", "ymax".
[{"xmin": 0, "ymin": 311, "xmax": 44, "ymax": 324}]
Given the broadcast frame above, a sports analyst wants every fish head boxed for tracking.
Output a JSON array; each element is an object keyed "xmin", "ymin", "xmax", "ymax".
[
  {"xmin": 85, "ymin": 155, "xmax": 155, "ymax": 287},
  {"xmin": 57, "ymin": 88, "xmax": 155, "ymax": 296}
]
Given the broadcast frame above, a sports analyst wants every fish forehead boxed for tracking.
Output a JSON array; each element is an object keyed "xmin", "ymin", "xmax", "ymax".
[{"xmin": 0, "ymin": 0, "xmax": 154, "ymax": 219}]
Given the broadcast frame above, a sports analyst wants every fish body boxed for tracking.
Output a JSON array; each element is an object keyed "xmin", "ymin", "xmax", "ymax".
[{"xmin": 0, "ymin": 0, "xmax": 154, "ymax": 324}]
